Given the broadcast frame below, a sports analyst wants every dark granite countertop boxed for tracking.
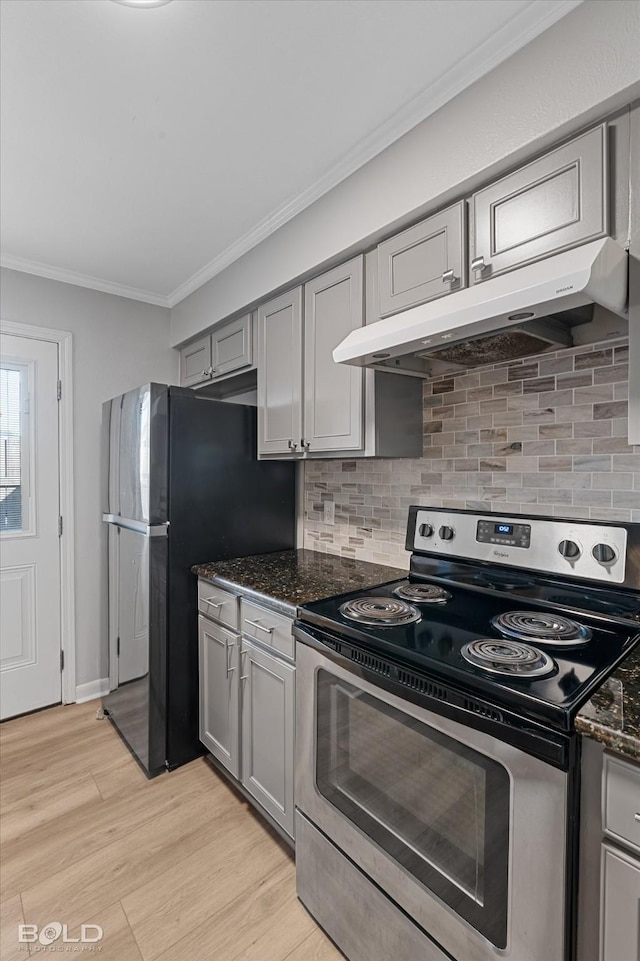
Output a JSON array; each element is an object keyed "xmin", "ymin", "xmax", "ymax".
[
  {"xmin": 193, "ymin": 549, "xmax": 408, "ymax": 618},
  {"xmin": 575, "ymin": 646, "xmax": 640, "ymax": 763}
]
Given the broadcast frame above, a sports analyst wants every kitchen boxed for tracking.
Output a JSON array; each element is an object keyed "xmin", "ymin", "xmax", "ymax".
[{"xmin": 1, "ymin": 1, "xmax": 639, "ymax": 960}]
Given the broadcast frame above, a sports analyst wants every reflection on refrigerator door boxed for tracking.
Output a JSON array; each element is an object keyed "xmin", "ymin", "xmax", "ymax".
[{"xmin": 117, "ymin": 527, "xmax": 149, "ymax": 685}]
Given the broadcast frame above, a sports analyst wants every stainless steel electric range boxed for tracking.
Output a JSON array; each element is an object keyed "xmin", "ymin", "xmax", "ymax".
[{"xmin": 293, "ymin": 507, "xmax": 640, "ymax": 961}]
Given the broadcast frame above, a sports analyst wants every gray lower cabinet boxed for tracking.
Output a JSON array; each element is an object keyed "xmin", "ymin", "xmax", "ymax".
[
  {"xmin": 471, "ymin": 123, "xmax": 608, "ymax": 282},
  {"xmin": 240, "ymin": 638, "xmax": 295, "ymax": 838},
  {"xmin": 180, "ymin": 313, "xmax": 254, "ymax": 388},
  {"xmin": 600, "ymin": 752, "xmax": 640, "ymax": 961},
  {"xmin": 600, "ymin": 844, "xmax": 640, "ymax": 961},
  {"xmin": 198, "ymin": 614, "xmax": 240, "ymax": 779},
  {"xmin": 376, "ymin": 200, "xmax": 466, "ymax": 318},
  {"xmin": 257, "ymin": 287, "xmax": 303, "ymax": 456}
]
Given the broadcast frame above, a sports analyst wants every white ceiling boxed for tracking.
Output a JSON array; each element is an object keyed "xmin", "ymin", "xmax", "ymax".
[{"xmin": 0, "ymin": 0, "xmax": 581, "ymax": 307}]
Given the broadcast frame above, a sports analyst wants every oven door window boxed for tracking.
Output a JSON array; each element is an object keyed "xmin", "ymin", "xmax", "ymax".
[{"xmin": 316, "ymin": 670, "xmax": 510, "ymax": 948}]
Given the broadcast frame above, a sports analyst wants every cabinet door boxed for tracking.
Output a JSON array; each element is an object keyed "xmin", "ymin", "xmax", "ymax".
[
  {"xmin": 303, "ymin": 256, "xmax": 364, "ymax": 453},
  {"xmin": 600, "ymin": 844, "xmax": 640, "ymax": 961},
  {"xmin": 198, "ymin": 615, "xmax": 239, "ymax": 778},
  {"xmin": 377, "ymin": 201, "xmax": 466, "ymax": 317},
  {"xmin": 180, "ymin": 334, "xmax": 212, "ymax": 387},
  {"xmin": 472, "ymin": 124, "xmax": 608, "ymax": 282},
  {"xmin": 211, "ymin": 313, "xmax": 253, "ymax": 379},
  {"xmin": 240, "ymin": 640, "xmax": 295, "ymax": 838},
  {"xmin": 257, "ymin": 288, "xmax": 303, "ymax": 457}
]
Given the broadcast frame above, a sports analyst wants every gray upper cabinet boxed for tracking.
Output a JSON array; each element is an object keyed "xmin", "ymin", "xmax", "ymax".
[
  {"xmin": 180, "ymin": 313, "xmax": 254, "ymax": 388},
  {"xmin": 211, "ymin": 312, "xmax": 253, "ymax": 378},
  {"xmin": 257, "ymin": 287, "xmax": 303, "ymax": 456},
  {"xmin": 377, "ymin": 201, "xmax": 466, "ymax": 317},
  {"xmin": 304, "ymin": 256, "xmax": 364, "ymax": 453},
  {"xmin": 180, "ymin": 334, "xmax": 212, "ymax": 388},
  {"xmin": 240, "ymin": 638, "xmax": 295, "ymax": 838},
  {"xmin": 198, "ymin": 614, "xmax": 240, "ymax": 779},
  {"xmin": 471, "ymin": 124, "xmax": 608, "ymax": 282}
]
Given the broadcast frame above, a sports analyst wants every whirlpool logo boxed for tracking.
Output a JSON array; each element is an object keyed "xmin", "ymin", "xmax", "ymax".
[{"xmin": 493, "ymin": 550, "xmax": 510, "ymax": 558}]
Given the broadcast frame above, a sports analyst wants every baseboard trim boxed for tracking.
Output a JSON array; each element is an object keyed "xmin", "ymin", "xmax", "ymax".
[{"xmin": 75, "ymin": 678, "xmax": 110, "ymax": 704}]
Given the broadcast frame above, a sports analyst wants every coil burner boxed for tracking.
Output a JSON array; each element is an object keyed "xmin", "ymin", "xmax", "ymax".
[
  {"xmin": 492, "ymin": 611, "xmax": 591, "ymax": 647},
  {"xmin": 461, "ymin": 639, "xmax": 556, "ymax": 678},
  {"xmin": 339, "ymin": 597, "xmax": 421, "ymax": 627},
  {"xmin": 393, "ymin": 583, "xmax": 452, "ymax": 605}
]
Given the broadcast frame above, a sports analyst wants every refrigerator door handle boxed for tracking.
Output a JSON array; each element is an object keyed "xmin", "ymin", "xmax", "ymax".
[{"xmin": 102, "ymin": 514, "xmax": 169, "ymax": 537}]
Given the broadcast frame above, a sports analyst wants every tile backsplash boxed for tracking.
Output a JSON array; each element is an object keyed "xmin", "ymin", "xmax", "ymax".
[{"xmin": 303, "ymin": 338, "xmax": 640, "ymax": 570}]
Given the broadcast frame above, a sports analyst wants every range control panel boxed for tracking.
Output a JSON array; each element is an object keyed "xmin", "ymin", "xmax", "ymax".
[
  {"xmin": 476, "ymin": 520, "xmax": 531, "ymax": 549},
  {"xmin": 411, "ymin": 509, "xmax": 628, "ymax": 584}
]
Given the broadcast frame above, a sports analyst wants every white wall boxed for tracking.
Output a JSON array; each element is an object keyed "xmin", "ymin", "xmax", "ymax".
[
  {"xmin": 171, "ymin": 0, "xmax": 640, "ymax": 347},
  {"xmin": 0, "ymin": 267, "xmax": 177, "ymax": 690}
]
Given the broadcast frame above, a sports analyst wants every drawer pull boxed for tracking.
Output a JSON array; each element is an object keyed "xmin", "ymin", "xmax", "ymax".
[
  {"xmin": 244, "ymin": 618, "xmax": 274, "ymax": 636},
  {"xmin": 635, "ymin": 813, "xmax": 640, "ymax": 823},
  {"xmin": 203, "ymin": 598, "xmax": 223, "ymax": 610},
  {"xmin": 441, "ymin": 269, "xmax": 457, "ymax": 285},
  {"xmin": 471, "ymin": 256, "xmax": 487, "ymax": 274}
]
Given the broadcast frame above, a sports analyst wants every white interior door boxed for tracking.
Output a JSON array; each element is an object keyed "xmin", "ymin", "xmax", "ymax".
[{"xmin": 0, "ymin": 333, "xmax": 62, "ymax": 719}]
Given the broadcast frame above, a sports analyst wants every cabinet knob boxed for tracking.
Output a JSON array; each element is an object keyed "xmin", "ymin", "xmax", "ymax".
[
  {"xmin": 287, "ymin": 439, "xmax": 298, "ymax": 451},
  {"xmin": 301, "ymin": 439, "xmax": 310, "ymax": 451},
  {"xmin": 201, "ymin": 369, "xmax": 208, "ymax": 377},
  {"xmin": 441, "ymin": 269, "xmax": 457, "ymax": 285},
  {"xmin": 471, "ymin": 256, "xmax": 486, "ymax": 275}
]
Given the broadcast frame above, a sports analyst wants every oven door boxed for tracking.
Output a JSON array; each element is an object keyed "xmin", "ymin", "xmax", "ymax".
[{"xmin": 295, "ymin": 628, "xmax": 571, "ymax": 961}]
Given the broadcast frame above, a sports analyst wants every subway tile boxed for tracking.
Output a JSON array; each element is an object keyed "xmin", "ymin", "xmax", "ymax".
[
  {"xmin": 480, "ymin": 458, "xmax": 507, "ymax": 472},
  {"xmin": 574, "ymin": 349, "xmax": 613, "ymax": 369},
  {"xmin": 467, "ymin": 414, "xmax": 494, "ymax": 430},
  {"xmin": 593, "ymin": 402, "xmax": 628, "ymax": 420},
  {"xmin": 553, "ymin": 404, "xmax": 595, "ymax": 423},
  {"xmin": 573, "ymin": 420, "xmax": 612, "ymax": 438},
  {"xmin": 523, "ymin": 376, "xmax": 556, "ymax": 394},
  {"xmin": 523, "ymin": 473, "xmax": 554, "ymax": 488},
  {"xmin": 494, "ymin": 381, "xmax": 524, "ymax": 397},
  {"xmin": 467, "ymin": 443, "xmax": 495, "ymax": 458},
  {"xmin": 432, "ymin": 378, "xmax": 456, "ymax": 394},
  {"xmin": 556, "ymin": 372, "xmax": 593, "ymax": 389},
  {"xmin": 614, "ymin": 382, "xmax": 629, "ymax": 401},
  {"xmin": 594, "ymin": 364, "xmax": 628, "ymax": 384},
  {"xmin": 573, "ymin": 454, "xmax": 612, "ymax": 472},
  {"xmin": 480, "ymin": 368, "xmax": 509, "ymax": 385},
  {"xmin": 481, "ymin": 428, "xmax": 508, "ymax": 443},
  {"xmin": 592, "ymin": 472, "xmax": 633, "ymax": 490},
  {"xmin": 592, "ymin": 508, "xmax": 633, "ymax": 522},
  {"xmin": 539, "ymin": 355, "xmax": 573, "ymax": 375},
  {"xmin": 499, "ymin": 411, "xmax": 524, "ymax": 426},
  {"xmin": 612, "ymin": 491, "xmax": 640, "ymax": 509},
  {"xmin": 523, "ymin": 440, "xmax": 555, "ymax": 455},
  {"xmin": 573, "ymin": 490, "xmax": 612, "ymax": 508},
  {"xmin": 523, "ymin": 408, "xmax": 556, "ymax": 423},
  {"xmin": 539, "ymin": 424, "xmax": 573, "ymax": 439},
  {"xmin": 507, "ymin": 426, "xmax": 538, "ymax": 442},
  {"xmin": 593, "ymin": 436, "xmax": 636, "ymax": 454},
  {"xmin": 539, "ymin": 389, "xmax": 574, "ymax": 408},
  {"xmin": 614, "ymin": 344, "xmax": 629, "ymax": 364},
  {"xmin": 467, "ymin": 386, "xmax": 494, "ymax": 402},
  {"xmin": 559, "ymin": 473, "xmax": 592, "ymax": 489},
  {"xmin": 556, "ymin": 439, "xmax": 593, "ymax": 455},
  {"xmin": 539, "ymin": 455, "xmax": 573, "ymax": 471},
  {"xmin": 423, "ymin": 420, "xmax": 444, "ymax": 434},
  {"xmin": 507, "ymin": 362, "xmax": 539, "ymax": 381}
]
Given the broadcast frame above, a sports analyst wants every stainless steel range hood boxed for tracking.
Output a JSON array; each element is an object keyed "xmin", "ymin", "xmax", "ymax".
[{"xmin": 333, "ymin": 238, "xmax": 628, "ymax": 375}]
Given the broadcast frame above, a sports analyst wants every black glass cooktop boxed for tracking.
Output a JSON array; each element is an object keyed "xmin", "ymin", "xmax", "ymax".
[{"xmin": 297, "ymin": 577, "xmax": 640, "ymax": 730}]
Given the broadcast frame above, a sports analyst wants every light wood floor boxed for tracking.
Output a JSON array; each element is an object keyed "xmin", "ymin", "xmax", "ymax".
[{"xmin": 0, "ymin": 700, "xmax": 343, "ymax": 961}]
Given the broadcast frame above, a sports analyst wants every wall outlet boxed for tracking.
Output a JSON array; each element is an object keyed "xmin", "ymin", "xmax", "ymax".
[{"xmin": 323, "ymin": 500, "xmax": 335, "ymax": 525}]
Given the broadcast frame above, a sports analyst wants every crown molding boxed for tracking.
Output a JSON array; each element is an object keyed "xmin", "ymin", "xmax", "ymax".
[
  {"xmin": 167, "ymin": 0, "xmax": 582, "ymax": 307},
  {"xmin": 0, "ymin": 254, "xmax": 170, "ymax": 308}
]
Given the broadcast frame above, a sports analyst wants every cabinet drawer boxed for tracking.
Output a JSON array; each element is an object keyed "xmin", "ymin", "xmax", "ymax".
[
  {"xmin": 377, "ymin": 201, "xmax": 466, "ymax": 317},
  {"xmin": 603, "ymin": 753, "xmax": 640, "ymax": 854},
  {"xmin": 471, "ymin": 124, "xmax": 608, "ymax": 282},
  {"xmin": 197, "ymin": 579, "xmax": 239, "ymax": 630},
  {"xmin": 240, "ymin": 598, "xmax": 294, "ymax": 660},
  {"xmin": 212, "ymin": 313, "xmax": 253, "ymax": 379}
]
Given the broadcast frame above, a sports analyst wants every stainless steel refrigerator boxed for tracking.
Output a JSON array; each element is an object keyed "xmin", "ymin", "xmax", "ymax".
[{"xmin": 102, "ymin": 384, "xmax": 295, "ymax": 776}]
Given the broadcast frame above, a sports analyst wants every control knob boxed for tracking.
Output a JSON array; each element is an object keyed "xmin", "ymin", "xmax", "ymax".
[
  {"xmin": 592, "ymin": 543, "xmax": 616, "ymax": 565},
  {"xmin": 439, "ymin": 525, "xmax": 455, "ymax": 541},
  {"xmin": 419, "ymin": 523, "xmax": 434, "ymax": 538},
  {"xmin": 558, "ymin": 539, "xmax": 581, "ymax": 560}
]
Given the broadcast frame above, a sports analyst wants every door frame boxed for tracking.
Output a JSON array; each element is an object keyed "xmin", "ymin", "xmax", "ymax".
[{"xmin": 1, "ymin": 320, "xmax": 76, "ymax": 704}]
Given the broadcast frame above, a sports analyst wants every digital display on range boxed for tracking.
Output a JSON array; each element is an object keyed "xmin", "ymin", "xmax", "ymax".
[{"xmin": 495, "ymin": 524, "xmax": 514, "ymax": 535}]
